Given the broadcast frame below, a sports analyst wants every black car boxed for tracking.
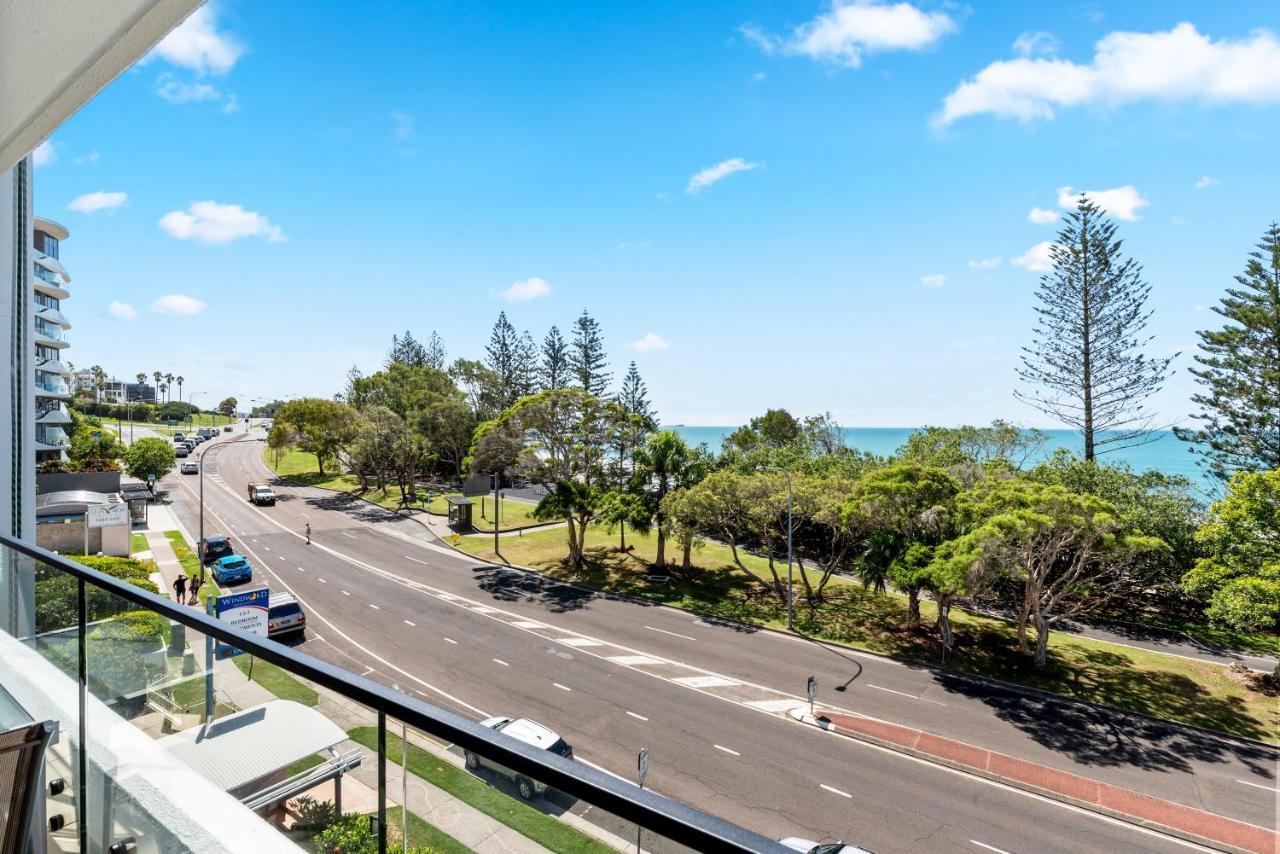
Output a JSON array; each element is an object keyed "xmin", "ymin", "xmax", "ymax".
[{"xmin": 201, "ymin": 534, "xmax": 234, "ymax": 564}]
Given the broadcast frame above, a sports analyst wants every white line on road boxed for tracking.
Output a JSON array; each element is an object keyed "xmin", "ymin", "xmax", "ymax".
[
  {"xmin": 252, "ymin": 539, "xmax": 258, "ymax": 543},
  {"xmin": 362, "ymin": 667, "xmax": 374, "ymax": 675},
  {"xmin": 369, "ymin": 603, "xmax": 380, "ymax": 610},
  {"xmin": 403, "ymin": 620, "xmax": 415, "ymax": 627},
  {"xmin": 626, "ymin": 711, "xmax": 649, "ymax": 721},
  {"xmin": 970, "ymin": 842, "xmax": 1012, "ymax": 854},
  {"xmin": 263, "ymin": 546, "xmax": 270, "ymax": 551},
  {"xmin": 443, "ymin": 637, "xmax": 457, "ymax": 645},
  {"xmin": 820, "ymin": 783, "xmax": 852, "ymax": 798},
  {"xmin": 713, "ymin": 744, "xmax": 740, "ymax": 756},
  {"xmin": 1235, "ymin": 778, "xmax": 1279, "ymax": 792},
  {"xmin": 553, "ymin": 683, "xmax": 572, "ymax": 692},
  {"xmin": 341, "ymin": 590, "xmax": 350, "ymax": 596},
  {"xmin": 297, "ymin": 566, "xmax": 305, "ymax": 572},
  {"xmin": 318, "ymin": 578, "xmax": 327, "ymax": 583},
  {"xmin": 644, "ymin": 625, "xmax": 697, "ymax": 641},
  {"xmin": 867, "ymin": 683, "xmax": 947, "ymax": 705},
  {"xmin": 342, "ymin": 531, "xmax": 357, "ymax": 539},
  {"xmin": 493, "ymin": 658, "xmax": 509, "ymax": 666}
]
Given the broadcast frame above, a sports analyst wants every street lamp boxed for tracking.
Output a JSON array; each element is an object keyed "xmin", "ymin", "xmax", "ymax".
[
  {"xmin": 761, "ymin": 466, "xmax": 795, "ymax": 631},
  {"xmin": 189, "ymin": 391, "xmax": 207, "ymax": 582}
]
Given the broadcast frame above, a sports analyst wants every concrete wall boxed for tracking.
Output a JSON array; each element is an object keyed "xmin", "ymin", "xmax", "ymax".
[
  {"xmin": 35, "ymin": 518, "xmax": 129, "ymax": 557},
  {"xmin": 37, "ymin": 470, "xmax": 122, "ymax": 495}
]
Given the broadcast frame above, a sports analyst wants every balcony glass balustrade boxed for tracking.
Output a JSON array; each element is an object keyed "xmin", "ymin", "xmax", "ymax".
[
  {"xmin": 35, "ymin": 426, "xmax": 69, "ymax": 447},
  {"xmin": 34, "ymin": 320, "xmax": 66, "ymax": 343},
  {"xmin": 0, "ymin": 536, "xmax": 781, "ymax": 854},
  {"xmin": 35, "ymin": 376, "xmax": 71, "ymax": 397}
]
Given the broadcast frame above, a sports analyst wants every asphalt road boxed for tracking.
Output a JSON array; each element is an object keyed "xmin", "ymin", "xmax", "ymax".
[{"xmin": 156, "ymin": 432, "xmax": 1276, "ymax": 854}]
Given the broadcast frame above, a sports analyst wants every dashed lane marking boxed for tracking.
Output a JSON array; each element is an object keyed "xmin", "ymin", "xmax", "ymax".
[
  {"xmin": 1235, "ymin": 778, "xmax": 1278, "ymax": 792},
  {"xmin": 626, "ymin": 711, "xmax": 649, "ymax": 722},
  {"xmin": 553, "ymin": 683, "xmax": 572, "ymax": 692},
  {"xmin": 970, "ymin": 842, "xmax": 1012, "ymax": 854},
  {"xmin": 318, "ymin": 578, "xmax": 327, "ymax": 583},
  {"xmin": 558, "ymin": 638, "xmax": 604, "ymax": 648},
  {"xmin": 672, "ymin": 675, "xmax": 739, "ymax": 689},
  {"xmin": 493, "ymin": 658, "xmax": 509, "ymax": 667},
  {"xmin": 608, "ymin": 655, "xmax": 664, "ymax": 667},
  {"xmin": 511, "ymin": 621, "xmax": 547, "ymax": 629},
  {"xmin": 820, "ymin": 783, "xmax": 852, "ymax": 798},
  {"xmin": 714, "ymin": 745, "xmax": 740, "ymax": 756},
  {"xmin": 404, "ymin": 620, "xmax": 415, "ymax": 627},
  {"xmin": 341, "ymin": 590, "xmax": 350, "ymax": 596},
  {"xmin": 443, "ymin": 638, "xmax": 457, "ymax": 645},
  {"xmin": 644, "ymin": 625, "xmax": 697, "ymax": 641},
  {"xmin": 369, "ymin": 603, "xmax": 380, "ymax": 610}
]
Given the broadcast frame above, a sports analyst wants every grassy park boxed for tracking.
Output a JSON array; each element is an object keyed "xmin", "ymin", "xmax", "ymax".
[{"xmin": 456, "ymin": 525, "xmax": 1279, "ymax": 744}]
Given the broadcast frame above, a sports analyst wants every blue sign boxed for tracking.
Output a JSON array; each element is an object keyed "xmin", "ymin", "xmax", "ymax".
[{"xmin": 214, "ymin": 587, "xmax": 269, "ymax": 659}]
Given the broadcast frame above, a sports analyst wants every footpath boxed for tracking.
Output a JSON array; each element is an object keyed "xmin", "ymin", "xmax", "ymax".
[{"xmin": 789, "ymin": 708, "xmax": 1278, "ymax": 854}]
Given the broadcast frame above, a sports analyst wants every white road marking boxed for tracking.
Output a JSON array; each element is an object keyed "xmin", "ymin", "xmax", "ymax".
[
  {"xmin": 318, "ymin": 578, "xmax": 327, "ymax": 583},
  {"xmin": 553, "ymin": 683, "xmax": 572, "ymax": 692},
  {"xmin": 443, "ymin": 637, "xmax": 457, "ymax": 645},
  {"xmin": 820, "ymin": 783, "xmax": 852, "ymax": 798},
  {"xmin": 745, "ymin": 699, "xmax": 801, "ymax": 713},
  {"xmin": 342, "ymin": 531, "xmax": 357, "ymax": 539},
  {"xmin": 511, "ymin": 620, "xmax": 547, "ymax": 629},
  {"xmin": 341, "ymin": 590, "xmax": 350, "ymax": 596},
  {"xmin": 1235, "ymin": 778, "xmax": 1279, "ymax": 792},
  {"xmin": 252, "ymin": 539, "xmax": 258, "ymax": 543},
  {"xmin": 626, "ymin": 711, "xmax": 648, "ymax": 721},
  {"xmin": 608, "ymin": 655, "xmax": 664, "ymax": 666},
  {"xmin": 644, "ymin": 625, "xmax": 697, "ymax": 641},
  {"xmin": 403, "ymin": 620, "xmax": 415, "ymax": 627},
  {"xmin": 362, "ymin": 667, "xmax": 375, "ymax": 676},
  {"xmin": 558, "ymin": 637, "xmax": 604, "ymax": 647},
  {"xmin": 471, "ymin": 606, "xmax": 499, "ymax": 614},
  {"xmin": 672, "ymin": 675, "xmax": 739, "ymax": 689},
  {"xmin": 867, "ymin": 683, "xmax": 927, "ymax": 701},
  {"xmin": 713, "ymin": 744, "xmax": 740, "ymax": 756},
  {"xmin": 297, "ymin": 566, "xmax": 306, "ymax": 572},
  {"xmin": 263, "ymin": 546, "xmax": 270, "ymax": 551},
  {"xmin": 369, "ymin": 603, "xmax": 380, "ymax": 610},
  {"xmin": 493, "ymin": 658, "xmax": 509, "ymax": 667},
  {"xmin": 970, "ymin": 842, "xmax": 1012, "ymax": 854}
]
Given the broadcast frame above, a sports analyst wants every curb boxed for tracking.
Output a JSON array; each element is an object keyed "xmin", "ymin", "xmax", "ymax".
[
  {"xmin": 422, "ymin": 528, "xmax": 1278, "ymax": 754},
  {"xmin": 787, "ymin": 709, "xmax": 1274, "ymax": 854}
]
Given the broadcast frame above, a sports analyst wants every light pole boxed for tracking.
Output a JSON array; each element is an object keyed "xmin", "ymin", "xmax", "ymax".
[
  {"xmin": 190, "ymin": 392, "xmax": 207, "ymax": 581},
  {"xmin": 762, "ymin": 466, "xmax": 795, "ymax": 631}
]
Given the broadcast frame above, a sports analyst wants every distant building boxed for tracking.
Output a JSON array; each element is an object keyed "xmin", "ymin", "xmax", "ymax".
[
  {"xmin": 33, "ymin": 216, "xmax": 72, "ymax": 465},
  {"xmin": 127, "ymin": 382, "xmax": 157, "ymax": 404},
  {"xmin": 72, "ymin": 369, "xmax": 128, "ymax": 405}
]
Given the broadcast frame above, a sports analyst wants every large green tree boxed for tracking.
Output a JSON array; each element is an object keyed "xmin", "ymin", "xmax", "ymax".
[
  {"xmin": 271, "ymin": 398, "xmax": 359, "ymax": 475},
  {"xmin": 1175, "ymin": 224, "xmax": 1280, "ymax": 481},
  {"xmin": 122, "ymin": 437, "xmax": 175, "ymax": 482},
  {"xmin": 633, "ymin": 430, "xmax": 697, "ymax": 566},
  {"xmin": 1016, "ymin": 196, "xmax": 1174, "ymax": 461},
  {"xmin": 897, "ymin": 421, "xmax": 1048, "ymax": 475},
  {"xmin": 568, "ymin": 310, "xmax": 611, "ymax": 397},
  {"xmin": 539, "ymin": 326, "xmax": 570, "ymax": 391},
  {"xmin": 1181, "ymin": 469, "xmax": 1280, "ymax": 632}
]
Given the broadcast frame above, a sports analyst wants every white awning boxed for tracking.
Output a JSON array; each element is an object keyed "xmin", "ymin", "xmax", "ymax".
[
  {"xmin": 159, "ymin": 699, "xmax": 348, "ymax": 792},
  {"xmin": 36, "ymin": 306, "xmax": 71, "ymax": 328}
]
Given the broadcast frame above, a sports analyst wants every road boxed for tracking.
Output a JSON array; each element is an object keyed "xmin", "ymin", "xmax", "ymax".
[{"xmin": 156, "ymin": 431, "xmax": 1277, "ymax": 854}]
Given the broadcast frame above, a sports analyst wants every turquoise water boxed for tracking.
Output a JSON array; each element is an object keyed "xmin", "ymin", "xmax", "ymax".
[{"xmin": 669, "ymin": 426, "xmax": 1216, "ymax": 495}]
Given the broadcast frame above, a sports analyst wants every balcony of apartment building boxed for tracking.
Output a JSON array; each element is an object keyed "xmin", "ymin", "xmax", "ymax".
[
  {"xmin": 32, "ymin": 260, "xmax": 70, "ymax": 301},
  {"xmin": 35, "ymin": 371, "xmax": 72, "ymax": 400},
  {"xmin": 33, "ymin": 425, "xmax": 69, "ymax": 452},
  {"xmin": 33, "ymin": 317, "xmax": 69, "ymax": 349},
  {"xmin": 0, "ymin": 538, "xmax": 778, "ymax": 853}
]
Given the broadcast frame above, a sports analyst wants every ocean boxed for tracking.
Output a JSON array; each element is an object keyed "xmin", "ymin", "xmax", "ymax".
[{"xmin": 668, "ymin": 426, "xmax": 1217, "ymax": 495}]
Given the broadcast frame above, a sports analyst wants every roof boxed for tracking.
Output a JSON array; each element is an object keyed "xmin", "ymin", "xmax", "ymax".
[
  {"xmin": 216, "ymin": 555, "xmax": 247, "ymax": 566},
  {"xmin": 498, "ymin": 717, "xmax": 560, "ymax": 750},
  {"xmin": 159, "ymin": 700, "xmax": 347, "ymax": 792},
  {"xmin": 34, "ymin": 490, "xmax": 119, "ymax": 514},
  {"xmin": 34, "ymin": 216, "xmax": 69, "ymax": 240},
  {"xmin": 444, "ymin": 495, "xmax": 474, "ymax": 506}
]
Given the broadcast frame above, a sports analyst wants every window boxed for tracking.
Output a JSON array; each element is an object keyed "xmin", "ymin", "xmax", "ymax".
[
  {"xmin": 34, "ymin": 292, "xmax": 59, "ymax": 310},
  {"xmin": 34, "ymin": 232, "xmax": 58, "ymax": 259},
  {"xmin": 32, "ymin": 264, "xmax": 62, "ymax": 286},
  {"xmin": 35, "ymin": 345, "xmax": 59, "ymax": 361}
]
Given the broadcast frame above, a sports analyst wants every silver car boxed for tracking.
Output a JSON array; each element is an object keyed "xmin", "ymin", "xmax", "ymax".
[{"xmin": 464, "ymin": 716, "xmax": 573, "ymax": 800}]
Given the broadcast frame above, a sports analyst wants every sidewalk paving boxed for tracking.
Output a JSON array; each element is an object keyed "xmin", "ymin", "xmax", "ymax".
[{"xmin": 791, "ymin": 708, "xmax": 1278, "ymax": 854}]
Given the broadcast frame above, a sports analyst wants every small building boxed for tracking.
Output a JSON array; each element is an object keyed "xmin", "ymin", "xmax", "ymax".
[
  {"xmin": 444, "ymin": 495, "xmax": 474, "ymax": 530},
  {"xmin": 34, "ymin": 490, "xmax": 130, "ymax": 556}
]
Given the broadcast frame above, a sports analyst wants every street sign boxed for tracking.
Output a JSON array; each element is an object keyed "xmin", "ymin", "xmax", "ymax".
[
  {"xmin": 214, "ymin": 587, "xmax": 269, "ymax": 659},
  {"xmin": 637, "ymin": 748, "xmax": 648, "ymax": 789},
  {"xmin": 86, "ymin": 503, "xmax": 129, "ymax": 528},
  {"xmin": 807, "ymin": 675, "xmax": 817, "ymax": 716}
]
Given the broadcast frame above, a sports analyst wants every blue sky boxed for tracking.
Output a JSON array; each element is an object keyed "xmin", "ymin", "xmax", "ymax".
[{"xmin": 33, "ymin": 0, "xmax": 1280, "ymax": 426}]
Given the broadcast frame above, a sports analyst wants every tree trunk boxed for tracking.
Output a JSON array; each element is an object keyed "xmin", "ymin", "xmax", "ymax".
[
  {"xmin": 316, "ymin": 454, "xmax": 325, "ymax": 476},
  {"xmin": 906, "ymin": 588, "xmax": 922, "ymax": 629},
  {"xmin": 765, "ymin": 553, "xmax": 786, "ymax": 601},
  {"xmin": 728, "ymin": 541, "xmax": 746, "ymax": 571},
  {"xmin": 576, "ymin": 515, "xmax": 588, "ymax": 564},
  {"xmin": 619, "ymin": 521, "xmax": 626, "ymax": 552},
  {"xmin": 564, "ymin": 516, "xmax": 578, "ymax": 566},
  {"xmin": 682, "ymin": 538, "xmax": 693, "ymax": 571},
  {"xmin": 655, "ymin": 525, "xmax": 666, "ymax": 566},
  {"xmin": 1033, "ymin": 611, "xmax": 1050, "ymax": 668},
  {"xmin": 1081, "ymin": 219, "xmax": 1095, "ymax": 462},
  {"xmin": 795, "ymin": 556, "xmax": 814, "ymax": 603},
  {"xmin": 936, "ymin": 597, "xmax": 954, "ymax": 654},
  {"xmin": 1016, "ymin": 594, "xmax": 1032, "ymax": 655}
]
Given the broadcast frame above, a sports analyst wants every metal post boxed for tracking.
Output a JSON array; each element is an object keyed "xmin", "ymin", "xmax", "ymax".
[
  {"xmin": 401, "ymin": 719, "xmax": 408, "ymax": 849},
  {"xmin": 191, "ymin": 392, "xmax": 206, "ymax": 583},
  {"xmin": 492, "ymin": 473, "xmax": 499, "ymax": 557},
  {"xmin": 204, "ymin": 599, "xmax": 214, "ymax": 720},
  {"xmin": 377, "ymin": 711, "xmax": 387, "ymax": 854},
  {"xmin": 785, "ymin": 474, "xmax": 793, "ymax": 631},
  {"xmin": 76, "ymin": 579, "xmax": 87, "ymax": 854},
  {"xmin": 636, "ymin": 748, "xmax": 648, "ymax": 854}
]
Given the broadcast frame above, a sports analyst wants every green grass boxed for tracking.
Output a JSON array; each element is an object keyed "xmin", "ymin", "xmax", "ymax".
[
  {"xmin": 457, "ymin": 525, "xmax": 1279, "ymax": 744},
  {"xmin": 347, "ymin": 728, "xmax": 610, "ymax": 854},
  {"xmin": 425, "ymin": 492, "xmax": 549, "ymax": 531},
  {"xmin": 284, "ymin": 753, "xmax": 327, "ymax": 778},
  {"xmin": 387, "ymin": 805, "xmax": 472, "ymax": 854},
  {"xmin": 131, "ymin": 532, "xmax": 149, "ymax": 554},
  {"xmin": 232, "ymin": 655, "xmax": 319, "ymax": 706},
  {"xmin": 1128, "ymin": 615, "xmax": 1280, "ymax": 659}
]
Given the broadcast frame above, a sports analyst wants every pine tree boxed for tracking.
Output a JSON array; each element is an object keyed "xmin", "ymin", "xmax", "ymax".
[
  {"xmin": 515, "ymin": 330, "xmax": 539, "ymax": 400},
  {"xmin": 540, "ymin": 326, "xmax": 569, "ymax": 391},
  {"xmin": 569, "ymin": 309, "xmax": 611, "ymax": 397},
  {"xmin": 618, "ymin": 361, "xmax": 656, "ymax": 429},
  {"xmin": 387, "ymin": 330, "xmax": 428, "ymax": 368},
  {"xmin": 485, "ymin": 312, "xmax": 523, "ymax": 409},
  {"xmin": 1016, "ymin": 196, "xmax": 1174, "ymax": 461},
  {"xmin": 1175, "ymin": 224, "xmax": 1280, "ymax": 480},
  {"xmin": 424, "ymin": 331, "xmax": 447, "ymax": 370}
]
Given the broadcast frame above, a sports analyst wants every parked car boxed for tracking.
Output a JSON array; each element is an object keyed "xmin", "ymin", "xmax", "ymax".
[
  {"xmin": 464, "ymin": 717, "xmax": 573, "ymax": 800},
  {"xmin": 247, "ymin": 482, "xmax": 277, "ymax": 505},
  {"xmin": 201, "ymin": 534, "xmax": 234, "ymax": 564},
  {"xmin": 267, "ymin": 593, "xmax": 307, "ymax": 638},
  {"xmin": 779, "ymin": 840, "xmax": 874, "ymax": 854},
  {"xmin": 180, "ymin": 461, "xmax": 198, "ymax": 474},
  {"xmin": 175, "ymin": 445, "xmax": 189, "ymax": 458},
  {"xmin": 223, "ymin": 425, "xmax": 233, "ymax": 433},
  {"xmin": 192, "ymin": 435, "xmax": 206, "ymax": 445},
  {"xmin": 173, "ymin": 432, "xmax": 186, "ymax": 442},
  {"xmin": 211, "ymin": 555, "xmax": 253, "ymax": 586}
]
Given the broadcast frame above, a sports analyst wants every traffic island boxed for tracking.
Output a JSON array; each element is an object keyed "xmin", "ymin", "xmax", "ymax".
[{"xmin": 786, "ymin": 707, "xmax": 1277, "ymax": 854}]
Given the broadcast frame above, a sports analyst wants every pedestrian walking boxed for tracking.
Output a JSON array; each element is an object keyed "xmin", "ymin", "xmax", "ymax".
[
  {"xmin": 173, "ymin": 574, "xmax": 188, "ymax": 605},
  {"xmin": 305, "ymin": 522, "xmax": 311, "ymax": 545},
  {"xmin": 189, "ymin": 575, "xmax": 203, "ymax": 606}
]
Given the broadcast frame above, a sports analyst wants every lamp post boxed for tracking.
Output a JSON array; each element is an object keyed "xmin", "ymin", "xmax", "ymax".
[
  {"xmin": 189, "ymin": 392, "xmax": 207, "ymax": 582},
  {"xmin": 762, "ymin": 466, "xmax": 794, "ymax": 631}
]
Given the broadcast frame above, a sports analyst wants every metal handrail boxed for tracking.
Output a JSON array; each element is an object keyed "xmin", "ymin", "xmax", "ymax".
[{"xmin": 1, "ymin": 533, "xmax": 783, "ymax": 852}]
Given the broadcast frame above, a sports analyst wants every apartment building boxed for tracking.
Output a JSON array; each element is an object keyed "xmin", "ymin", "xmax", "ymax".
[{"xmin": 32, "ymin": 218, "xmax": 71, "ymax": 466}]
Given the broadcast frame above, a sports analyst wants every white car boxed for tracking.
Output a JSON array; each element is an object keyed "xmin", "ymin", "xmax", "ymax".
[
  {"xmin": 180, "ymin": 461, "xmax": 198, "ymax": 474},
  {"xmin": 464, "ymin": 716, "xmax": 573, "ymax": 800},
  {"xmin": 779, "ymin": 840, "xmax": 874, "ymax": 854}
]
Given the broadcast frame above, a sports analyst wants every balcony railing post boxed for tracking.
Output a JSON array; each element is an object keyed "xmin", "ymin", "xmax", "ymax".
[
  {"xmin": 377, "ymin": 711, "xmax": 387, "ymax": 854},
  {"xmin": 76, "ymin": 577, "xmax": 87, "ymax": 853}
]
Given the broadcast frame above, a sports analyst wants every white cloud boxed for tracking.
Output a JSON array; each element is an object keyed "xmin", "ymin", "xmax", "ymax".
[
  {"xmin": 500, "ymin": 277, "xmax": 551, "ymax": 301},
  {"xmin": 630, "ymin": 332, "xmax": 670, "ymax": 353},
  {"xmin": 221, "ymin": 94, "xmax": 240, "ymax": 115},
  {"xmin": 155, "ymin": 72, "xmax": 224, "ymax": 104},
  {"xmin": 687, "ymin": 157, "xmax": 759, "ymax": 194},
  {"xmin": 968, "ymin": 256, "xmax": 1001, "ymax": 270},
  {"xmin": 1194, "ymin": 175, "xmax": 1219, "ymax": 189},
  {"xmin": 1013, "ymin": 31, "xmax": 1060, "ymax": 58},
  {"xmin": 1012, "ymin": 241, "xmax": 1056, "ymax": 273},
  {"xmin": 744, "ymin": 1, "xmax": 956, "ymax": 69},
  {"xmin": 107, "ymin": 301, "xmax": 137, "ymax": 319},
  {"xmin": 151, "ymin": 294, "xmax": 208, "ymax": 316},
  {"xmin": 936, "ymin": 23, "xmax": 1280, "ymax": 126},
  {"xmin": 159, "ymin": 201, "xmax": 285, "ymax": 244},
  {"xmin": 1028, "ymin": 206, "xmax": 1059, "ymax": 224},
  {"xmin": 74, "ymin": 150, "xmax": 100, "ymax": 166},
  {"xmin": 920, "ymin": 273, "xmax": 946, "ymax": 287},
  {"xmin": 1056, "ymin": 184, "xmax": 1149, "ymax": 220},
  {"xmin": 67, "ymin": 191, "xmax": 127, "ymax": 214},
  {"xmin": 150, "ymin": 5, "xmax": 243, "ymax": 75},
  {"xmin": 32, "ymin": 140, "xmax": 55, "ymax": 167}
]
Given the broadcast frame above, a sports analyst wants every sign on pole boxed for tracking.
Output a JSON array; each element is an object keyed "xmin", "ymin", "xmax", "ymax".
[
  {"xmin": 637, "ymin": 748, "xmax": 648, "ymax": 789},
  {"xmin": 214, "ymin": 587, "xmax": 269, "ymax": 659},
  {"xmin": 807, "ymin": 675, "xmax": 817, "ymax": 717},
  {"xmin": 86, "ymin": 503, "xmax": 129, "ymax": 529}
]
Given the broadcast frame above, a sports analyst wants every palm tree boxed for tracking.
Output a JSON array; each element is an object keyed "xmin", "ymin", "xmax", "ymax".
[
  {"xmin": 159, "ymin": 382, "xmax": 168, "ymax": 403},
  {"xmin": 153, "ymin": 371, "xmax": 162, "ymax": 402},
  {"xmin": 135, "ymin": 372, "xmax": 147, "ymax": 404},
  {"xmin": 176, "ymin": 375, "xmax": 184, "ymax": 403},
  {"xmin": 633, "ymin": 430, "xmax": 692, "ymax": 566},
  {"xmin": 164, "ymin": 373, "xmax": 174, "ymax": 403}
]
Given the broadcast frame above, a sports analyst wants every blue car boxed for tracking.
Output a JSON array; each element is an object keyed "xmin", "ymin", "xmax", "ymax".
[{"xmin": 211, "ymin": 555, "xmax": 253, "ymax": 586}]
